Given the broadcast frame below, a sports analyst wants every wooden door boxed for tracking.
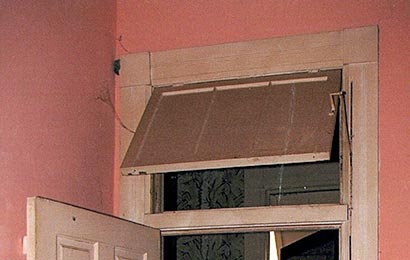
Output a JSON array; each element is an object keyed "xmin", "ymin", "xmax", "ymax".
[{"xmin": 26, "ymin": 197, "xmax": 160, "ymax": 260}]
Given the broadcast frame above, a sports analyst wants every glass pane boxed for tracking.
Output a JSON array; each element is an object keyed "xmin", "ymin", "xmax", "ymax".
[
  {"xmin": 161, "ymin": 161, "xmax": 340, "ymax": 212},
  {"xmin": 163, "ymin": 229, "xmax": 339, "ymax": 260}
]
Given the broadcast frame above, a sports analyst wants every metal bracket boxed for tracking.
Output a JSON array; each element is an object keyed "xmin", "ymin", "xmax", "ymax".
[
  {"xmin": 329, "ymin": 89, "xmax": 353, "ymax": 157},
  {"xmin": 329, "ymin": 91, "xmax": 346, "ymax": 116}
]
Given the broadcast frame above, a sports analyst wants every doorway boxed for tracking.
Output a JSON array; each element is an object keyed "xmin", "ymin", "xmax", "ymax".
[{"xmin": 163, "ymin": 229, "xmax": 339, "ymax": 260}]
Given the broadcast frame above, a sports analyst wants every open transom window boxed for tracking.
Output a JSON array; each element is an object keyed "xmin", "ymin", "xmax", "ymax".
[
  {"xmin": 118, "ymin": 26, "xmax": 378, "ymax": 260},
  {"xmin": 121, "ymin": 69, "xmax": 344, "ymax": 214},
  {"xmin": 122, "ymin": 70, "xmax": 341, "ymax": 174}
]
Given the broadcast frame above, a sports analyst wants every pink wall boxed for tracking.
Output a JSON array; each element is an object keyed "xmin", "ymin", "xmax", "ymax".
[
  {"xmin": 117, "ymin": 0, "xmax": 410, "ymax": 258},
  {"xmin": 0, "ymin": 1, "xmax": 116, "ymax": 259}
]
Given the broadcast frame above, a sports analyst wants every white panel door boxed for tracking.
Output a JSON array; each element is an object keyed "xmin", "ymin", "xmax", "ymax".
[{"xmin": 26, "ymin": 197, "xmax": 160, "ymax": 260}]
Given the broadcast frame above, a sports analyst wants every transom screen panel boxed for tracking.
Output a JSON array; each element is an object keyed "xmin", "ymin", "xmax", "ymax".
[{"xmin": 122, "ymin": 70, "xmax": 341, "ymax": 174}]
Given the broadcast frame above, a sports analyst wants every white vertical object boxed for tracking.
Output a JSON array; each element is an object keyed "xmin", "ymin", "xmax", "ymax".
[{"xmin": 269, "ymin": 231, "xmax": 279, "ymax": 260}]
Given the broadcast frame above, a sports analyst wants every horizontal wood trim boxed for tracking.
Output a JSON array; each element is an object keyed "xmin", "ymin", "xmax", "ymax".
[
  {"xmin": 121, "ymin": 152, "xmax": 329, "ymax": 175},
  {"xmin": 161, "ymin": 224, "xmax": 341, "ymax": 236},
  {"xmin": 151, "ymin": 31, "xmax": 343, "ymax": 86},
  {"xmin": 144, "ymin": 204, "xmax": 348, "ymax": 231},
  {"xmin": 117, "ymin": 26, "xmax": 377, "ymax": 88}
]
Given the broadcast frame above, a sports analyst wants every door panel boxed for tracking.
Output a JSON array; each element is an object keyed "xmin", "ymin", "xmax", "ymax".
[
  {"xmin": 26, "ymin": 197, "xmax": 160, "ymax": 260},
  {"xmin": 57, "ymin": 236, "xmax": 96, "ymax": 260},
  {"xmin": 115, "ymin": 247, "xmax": 147, "ymax": 260}
]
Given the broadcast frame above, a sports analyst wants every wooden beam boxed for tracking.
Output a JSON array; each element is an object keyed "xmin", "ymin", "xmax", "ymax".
[
  {"xmin": 349, "ymin": 62, "xmax": 378, "ymax": 260},
  {"xmin": 144, "ymin": 204, "xmax": 348, "ymax": 231},
  {"xmin": 151, "ymin": 31, "xmax": 343, "ymax": 86}
]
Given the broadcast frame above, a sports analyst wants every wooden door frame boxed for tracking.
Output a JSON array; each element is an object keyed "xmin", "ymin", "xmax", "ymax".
[{"xmin": 118, "ymin": 26, "xmax": 378, "ymax": 260}]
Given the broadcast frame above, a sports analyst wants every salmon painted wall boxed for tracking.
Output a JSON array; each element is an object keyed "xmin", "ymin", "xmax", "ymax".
[
  {"xmin": 0, "ymin": 1, "xmax": 116, "ymax": 259},
  {"xmin": 117, "ymin": 0, "xmax": 410, "ymax": 258}
]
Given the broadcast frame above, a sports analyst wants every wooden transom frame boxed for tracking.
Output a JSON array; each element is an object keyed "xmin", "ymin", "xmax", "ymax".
[{"xmin": 118, "ymin": 26, "xmax": 378, "ymax": 260}]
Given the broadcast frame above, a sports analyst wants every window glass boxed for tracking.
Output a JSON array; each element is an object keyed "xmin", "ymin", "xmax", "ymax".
[{"xmin": 162, "ymin": 162, "xmax": 340, "ymax": 212}]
